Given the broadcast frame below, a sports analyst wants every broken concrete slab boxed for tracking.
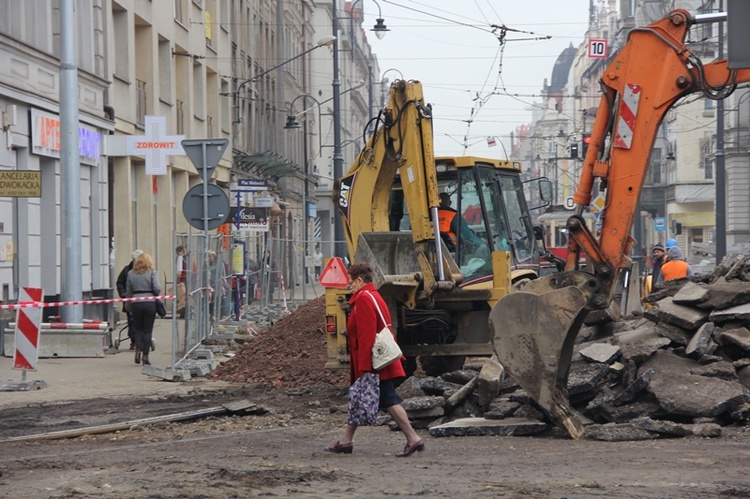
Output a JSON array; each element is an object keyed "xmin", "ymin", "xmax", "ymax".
[
  {"xmin": 641, "ymin": 351, "xmax": 750, "ymax": 417},
  {"xmin": 567, "ymin": 361, "xmax": 611, "ymax": 396},
  {"xmin": 441, "ymin": 370, "xmax": 477, "ymax": 385},
  {"xmin": 419, "ymin": 378, "xmax": 463, "ymax": 396},
  {"xmin": 612, "ymin": 368, "xmax": 653, "ymax": 406},
  {"xmin": 710, "ymin": 303, "xmax": 750, "ymax": 324},
  {"xmin": 401, "ymin": 396, "xmax": 444, "ymax": 412},
  {"xmin": 599, "ymin": 400, "xmax": 667, "ymax": 423},
  {"xmin": 690, "ymin": 423, "xmax": 722, "ymax": 438},
  {"xmin": 583, "ymin": 423, "xmax": 657, "ymax": 441},
  {"xmin": 396, "ymin": 376, "xmax": 427, "ymax": 399},
  {"xmin": 654, "ymin": 322, "xmax": 692, "ymax": 346},
  {"xmin": 405, "ymin": 406, "xmax": 445, "ymax": 419},
  {"xmin": 689, "ymin": 361, "xmax": 738, "ymax": 381},
  {"xmin": 630, "ymin": 416, "xmax": 692, "ymax": 437},
  {"xmin": 716, "ymin": 327, "xmax": 750, "ymax": 355},
  {"xmin": 445, "ymin": 376, "xmax": 479, "ymax": 412},
  {"xmin": 645, "ymin": 297, "xmax": 710, "ymax": 330},
  {"xmin": 428, "ymin": 417, "xmax": 547, "ymax": 437},
  {"xmin": 615, "ymin": 328, "xmax": 671, "ymax": 363},
  {"xmin": 738, "ymin": 366, "xmax": 750, "ymax": 390},
  {"xmin": 694, "ymin": 281, "xmax": 750, "ymax": 310},
  {"xmin": 484, "ymin": 399, "xmax": 522, "ymax": 419},
  {"xmin": 686, "ymin": 323, "xmax": 715, "ymax": 358},
  {"xmin": 512, "ymin": 404, "xmax": 545, "ymax": 422},
  {"xmin": 578, "ymin": 343, "xmax": 621, "ymax": 364},
  {"xmin": 672, "ymin": 282, "xmax": 710, "ymax": 305},
  {"xmin": 477, "ymin": 356, "xmax": 504, "ymax": 407}
]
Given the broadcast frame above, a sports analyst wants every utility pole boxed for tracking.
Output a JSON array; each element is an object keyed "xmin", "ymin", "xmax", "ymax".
[
  {"xmin": 60, "ymin": 0, "xmax": 82, "ymax": 322},
  {"xmin": 716, "ymin": 0, "xmax": 727, "ymax": 264},
  {"xmin": 332, "ymin": 0, "xmax": 346, "ymax": 258}
]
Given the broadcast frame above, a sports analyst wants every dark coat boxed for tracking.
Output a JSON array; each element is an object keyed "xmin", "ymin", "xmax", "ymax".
[
  {"xmin": 347, "ymin": 282, "xmax": 405, "ymax": 384},
  {"xmin": 116, "ymin": 262, "xmax": 134, "ymax": 298}
]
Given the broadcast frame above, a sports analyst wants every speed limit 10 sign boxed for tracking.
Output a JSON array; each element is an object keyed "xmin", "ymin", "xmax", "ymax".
[{"xmin": 589, "ymin": 39, "xmax": 607, "ymax": 58}]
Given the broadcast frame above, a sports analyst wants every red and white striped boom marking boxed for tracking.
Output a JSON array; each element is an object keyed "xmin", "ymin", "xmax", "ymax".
[{"xmin": 613, "ymin": 83, "xmax": 641, "ymax": 149}]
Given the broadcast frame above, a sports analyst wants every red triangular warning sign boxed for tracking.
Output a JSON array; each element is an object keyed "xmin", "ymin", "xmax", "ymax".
[{"xmin": 318, "ymin": 257, "xmax": 350, "ymax": 288}]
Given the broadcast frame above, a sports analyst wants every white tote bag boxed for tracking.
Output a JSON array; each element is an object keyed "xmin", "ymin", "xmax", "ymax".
[{"xmin": 365, "ymin": 292, "xmax": 403, "ymax": 370}]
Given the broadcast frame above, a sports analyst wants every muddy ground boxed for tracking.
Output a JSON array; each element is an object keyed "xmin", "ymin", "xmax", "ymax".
[
  {"xmin": 2, "ymin": 384, "xmax": 750, "ymax": 498},
  {"xmin": 3, "ymin": 297, "xmax": 750, "ymax": 497}
]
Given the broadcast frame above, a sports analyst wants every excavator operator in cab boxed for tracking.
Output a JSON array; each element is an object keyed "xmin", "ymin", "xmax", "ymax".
[{"xmin": 437, "ymin": 192, "xmax": 484, "ymax": 253}]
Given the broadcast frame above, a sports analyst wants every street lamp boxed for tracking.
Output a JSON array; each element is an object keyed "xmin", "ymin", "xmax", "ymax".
[
  {"xmin": 226, "ymin": 35, "xmax": 336, "ymax": 122},
  {"xmin": 349, "ymin": 0, "xmax": 389, "ymax": 40},
  {"xmin": 332, "ymin": 0, "xmax": 346, "ymax": 258},
  {"xmin": 284, "ymin": 94, "xmax": 323, "ymax": 297},
  {"xmin": 332, "ymin": 0, "xmax": 388, "ymax": 257}
]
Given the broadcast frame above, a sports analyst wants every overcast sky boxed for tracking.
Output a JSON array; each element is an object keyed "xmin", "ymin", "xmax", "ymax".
[{"xmin": 362, "ymin": 0, "xmax": 591, "ymax": 158}]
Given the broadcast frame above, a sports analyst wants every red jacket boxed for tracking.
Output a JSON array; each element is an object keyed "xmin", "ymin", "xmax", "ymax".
[{"xmin": 347, "ymin": 283, "xmax": 406, "ymax": 384}]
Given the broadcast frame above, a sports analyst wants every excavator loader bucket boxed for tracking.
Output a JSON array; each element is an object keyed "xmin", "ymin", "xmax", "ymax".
[
  {"xmin": 354, "ymin": 232, "xmax": 460, "ymax": 308},
  {"xmin": 489, "ymin": 272, "xmax": 600, "ymax": 439}
]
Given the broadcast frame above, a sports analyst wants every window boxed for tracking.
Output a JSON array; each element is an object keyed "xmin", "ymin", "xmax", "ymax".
[
  {"xmin": 113, "ymin": 4, "xmax": 129, "ymax": 79},
  {"xmin": 647, "ymin": 148, "xmax": 662, "ymax": 184},
  {"xmin": 176, "ymin": 99, "xmax": 185, "ymax": 134},
  {"xmin": 175, "ymin": 0, "xmax": 187, "ymax": 25},
  {"xmin": 136, "ymin": 79, "xmax": 147, "ymax": 126},
  {"xmin": 158, "ymin": 38, "xmax": 172, "ymax": 103},
  {"xmin": 193, "ymin": 62, "xmax": 204, "ymax": 119},
  {"xmin": 691, "ymin": 227, "xmax": 704, "ymax": 244},
  {"xmin": 703, "ymin": 140, "xmax": 713, "ymax": 180}
]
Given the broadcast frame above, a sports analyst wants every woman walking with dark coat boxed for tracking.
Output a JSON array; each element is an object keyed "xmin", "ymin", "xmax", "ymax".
[
  {"xmin": 126, "ymin": 252, "xmax": 161, "ymax": 366},
  {"xmin": 325, "ymin": 263, "xmax": 424, "ymax": 457}
]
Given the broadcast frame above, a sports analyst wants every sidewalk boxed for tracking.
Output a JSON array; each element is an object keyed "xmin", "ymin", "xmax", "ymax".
[
  {"xmin": 0, "ymin": 318, "xmax": 234, "ymax": 410},
  {"xmin": 0, "ymin": 281, "xmax": 327, "ymax": 410}
]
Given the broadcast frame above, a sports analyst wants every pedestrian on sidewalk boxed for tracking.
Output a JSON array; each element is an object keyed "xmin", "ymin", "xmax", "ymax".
[
  {"xmin": 313, "ymin": 246, "xmax": 324, "ymax": 280},
  {"xmin": 126, "ymin": 252, "xmax": 161, "ymax": 366},
  {"xmin": 325, "ymin": 262, "xmax": 424, "ymax": 458},
  {"xmin": 116, "ymin": 249, "xmax": 143, "ymax": 350}
]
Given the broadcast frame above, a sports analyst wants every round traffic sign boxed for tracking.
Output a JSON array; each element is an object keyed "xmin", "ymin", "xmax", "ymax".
[{"xmin": 182, "ymin": 183, "xmax": 230, "ymax": 230}]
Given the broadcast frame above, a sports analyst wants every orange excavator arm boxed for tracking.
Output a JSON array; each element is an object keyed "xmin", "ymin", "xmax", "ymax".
[
  {"xmin": 490, "ymin": 9, "xmax": 750, "ymax": 439},
  {"xmin": 568, "ymin": 9, "xmax": 750, "ymax": 295}
]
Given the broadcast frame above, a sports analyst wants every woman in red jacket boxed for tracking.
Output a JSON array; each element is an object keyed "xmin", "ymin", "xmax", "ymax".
[{"xmin": 325, "ymin": 263, "xmax": 424, "ymax": 457}]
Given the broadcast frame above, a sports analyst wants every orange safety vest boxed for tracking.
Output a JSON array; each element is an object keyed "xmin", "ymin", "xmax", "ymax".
[
  {"xmin": 437, "ymin": 208, "xmax": 458, "ymax": 245},
  {"xmin": 660, "ymin": 259, "xmax": 689, "ymax": 282}
]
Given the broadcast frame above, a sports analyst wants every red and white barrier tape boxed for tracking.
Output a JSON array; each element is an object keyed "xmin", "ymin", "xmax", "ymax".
[
  {"xmin": 0, "ymin": 295, "xmax": 175, "ymax": 310},
  {"xmin": 9, "ymin": 322, "xmax": 109, "ymax": 330}
]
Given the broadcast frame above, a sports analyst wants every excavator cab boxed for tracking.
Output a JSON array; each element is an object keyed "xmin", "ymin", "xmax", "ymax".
[{"xmin": 389, "ymin": 156, "xmax": 540, "ymax": 285}]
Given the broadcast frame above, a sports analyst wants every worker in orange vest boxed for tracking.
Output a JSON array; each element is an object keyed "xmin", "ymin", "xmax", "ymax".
[
  {"xmin": 655, "ymin": 239, "xmax": 692, "ymax": 286},
  {"xmin": 437, "ymin": 192, "xmax": 483, "ymax": 253}
]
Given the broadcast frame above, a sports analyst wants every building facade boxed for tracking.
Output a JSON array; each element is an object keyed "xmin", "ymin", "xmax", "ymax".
[{"xmin": 0, "ymin": 0, "xmax": 111, "ymax": 311}]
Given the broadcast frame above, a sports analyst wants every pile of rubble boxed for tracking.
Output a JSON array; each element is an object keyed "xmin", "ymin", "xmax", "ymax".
[
  {"xmin": 209, "ymin": 297, "xmax": 349, "ymax": 387},
  {"xmin": 394, "ymin": 255, "xmax": 750, "ymax": 441}
]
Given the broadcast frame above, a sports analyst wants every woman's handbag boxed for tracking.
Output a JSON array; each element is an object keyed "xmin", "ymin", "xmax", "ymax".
[
  {"xmin": 365, "ymin": 292, "xmax": 403, "ymax": 371},
  {"xmin": 151, "ymin": 270, "xmax": 166, "ymax": 318},
  {"xmin": 347, "ymin": 372, "xmax": 380, "ymax": 425},
  {"xmin": 155, "ymin": 299, "xmax": 167, "ymax": 318}
]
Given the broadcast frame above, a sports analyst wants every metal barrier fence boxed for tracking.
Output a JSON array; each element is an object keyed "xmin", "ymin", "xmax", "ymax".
[{"xmin": 170, "ymin": 228, "xmax": 338, "ymax": 367}]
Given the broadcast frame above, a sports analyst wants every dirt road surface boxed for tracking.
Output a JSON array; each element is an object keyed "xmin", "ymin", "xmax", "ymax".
[
  {"xmin": 3, "ymin": 384, "xmax": 750, "ymax": 498},
  {"xmin": 3, "ymin": 318, "xmax": 750, "ymax": 497}
]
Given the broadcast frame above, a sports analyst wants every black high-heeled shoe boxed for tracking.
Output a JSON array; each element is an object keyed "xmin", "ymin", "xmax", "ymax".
[
  {"xmin": 324, "ymin": 441, "xmax": 353, "ymax": 454},
  {"xmin": 395, "ymin": 439, "xmax": 425, "ymax": 457}
]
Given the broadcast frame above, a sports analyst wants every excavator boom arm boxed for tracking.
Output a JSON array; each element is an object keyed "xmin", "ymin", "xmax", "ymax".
[{"xmin": 491, "ymin": 9, "xmax": 750, "ymax": 439}]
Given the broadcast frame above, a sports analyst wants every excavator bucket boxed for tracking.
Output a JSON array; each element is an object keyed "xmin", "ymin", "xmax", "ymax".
[
  {"xmin": 353, "ymin": 232, "xmax": 460, "ymax": 309},
  {"xmin": 489, "ymin": 272, "xmax": 600, "ymax": 439}
]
